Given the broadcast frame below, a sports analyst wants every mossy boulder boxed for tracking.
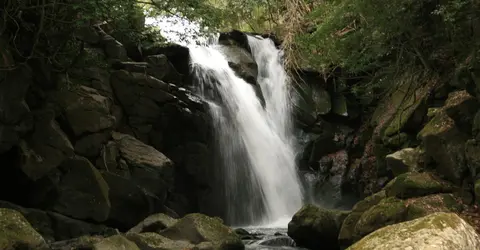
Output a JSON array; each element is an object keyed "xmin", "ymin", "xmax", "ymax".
[
  {"xmin": 159, "ymin": 213, "xmax": 243, "ymax": 250},
  {"xmin": 0, "ymin": 208, "xmax": 47, "ymax": 250},
  {"xmin": 127, "ymin": 213, "xmax": 178, "ymax": 234},
  {"xmin": 376, "ymin": 78, "xmax": 429, "ymax": 137},
  {"xmin": 93, "ymin": 235, "xmax": 140, "ymax": 250},
  {"xmin": 338, "ymin": 191, "xmax": 386, "ymax": 248},
  {"xmin": 127, "ymin": 232, "xmax": 194, "ymax": 250},
  {"xmin": 347, "ymin": 212, "xmax": 480, "ymax": 250},
  {"xmin": 288, "ymin": 204, "xmax": 350, "ymax": 250},
  {"xmin": 443, "ymin": 90, "xmax": 478, "ymax": 133},
  {"xmin": 405, "ymin": 193, "xmax": 462, "ymax": 220},
  {"xmin": 418, "ymin": 95, "xmax": 470, "ymax": 184},
  {"xmin": 353, "ymin": 197, "xmax": 408, "ymax": 239},
  {"xmin": 384, "ymin": 172, "xmax": 453, "ymax": 199},
  {"xmin": 385, "ymin": 148, "xmax": 422, "ymax": 176}
]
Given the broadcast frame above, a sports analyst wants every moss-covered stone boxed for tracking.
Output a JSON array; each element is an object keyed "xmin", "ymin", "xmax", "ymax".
[
  {"xmin": 351, "ymin": 190, "xmax": 386, "ymax": 213},
  {"xmin": 347, "ymin": 212, "xmax": 480, "ymax": 250},
  {"xmin": 127, "ymin": 232, "xmax": 194, "ymax": 250},
  {"xmin": 385, "ymin": 148, "xmax": 422, "ymax": 176},
  {"xmin": 127, "ymin": 213, "xmax": 178, "ymax": 234},
  {"xmin": 159, "ymin": 213, "xmax": 243, "ymax": 250},
  {"xmin": 384, "ymin": 172, "xmax": 453, "ymax": 199},
  {"xmin": 338, "ymin": 191, "xmax": 386, "ymax": 248},
  {"xmin": 382, "ymin": 132, "xmax": 412, "ymax": 149},
  {"xmin": 287, "ymin": 204, "xmax": 350, "ymax": 250},
  {"xmin": 0, "ymin": 208, "xmax": 47, "ymax": 250},
  {"xmin": 418, "ymin": 97, "xmax": 470, "ymax": 184},
  {"xmin": 405, "ymin": 193, "xmax": 462, "ymax": 220},
  {"xmin": 353, "ymin": 197, "xmax": 407, "ymax": 239},
  {"xmin": 93, "ymin": 235, "xmax": 140, "ymax": 250}
]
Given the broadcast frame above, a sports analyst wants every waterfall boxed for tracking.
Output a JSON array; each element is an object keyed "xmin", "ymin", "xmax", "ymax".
[{"xmin": 188, "ymin": 35, "xmax": 303, "ymax": 227}]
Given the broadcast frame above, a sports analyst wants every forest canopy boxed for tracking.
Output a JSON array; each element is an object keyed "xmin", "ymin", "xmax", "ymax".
[{"xmin": 1, "ymin": 0, "xmax": 479, "ymax": 103}]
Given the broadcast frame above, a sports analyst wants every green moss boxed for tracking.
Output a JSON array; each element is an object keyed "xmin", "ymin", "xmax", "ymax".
[
  {"xmin": 353, "ymin": 197, "xmax": 408, "ymax": 238},
  {"xmin": 352, "ymin": 190, "xmax": 386, "ymax": 213},
  {"xmin": 384, "ymin": 172, "xmax": 453, "ymax": 199},
  {"xmin": 0, "ymin": 209, "xmax": 46, "ymax": 250}
]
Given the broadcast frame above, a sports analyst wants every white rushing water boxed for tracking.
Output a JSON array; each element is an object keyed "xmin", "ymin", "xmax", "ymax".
[{"xmin": 189, "ymin": 36, "xmax": 303, "ymax": 227}]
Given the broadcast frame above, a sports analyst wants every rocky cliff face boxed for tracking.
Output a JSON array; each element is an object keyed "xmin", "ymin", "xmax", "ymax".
[{"xmin": 0, "ymin": 22, "xmax": 222, "ymax": 241}]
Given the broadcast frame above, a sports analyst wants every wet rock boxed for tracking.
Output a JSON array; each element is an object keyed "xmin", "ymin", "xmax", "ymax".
[
  {"xmin": 52, "ymin": 156, "xmax": 110, "ymax": 222},
  {"xmin": 19, "ymin": 109, "xmax": 74, "ymax": 180},
  {"xmin": 0, "ymin": 200, "xmax": 116, "ymax": 243},
  {"xmin": 255, "ymin": 236, "xmax": 296, "ymax": 247},
  {"xmin": 0, "ymin": 208, "xmax": 47, "ymax": 250},
  {"xmin": 475, "ymin": 180, "xmax": 480, "ymax": 205},
  {"xmin": 293, "ymin": 84, "xmax": 331, "ymax": 127},
  {"xmin": 159, "ymin": 213, "xmax": 243, "ymax": 250},
  {"xmin": 127, "ymin": 213, "xmax": 177, "ymax": 234},
  {"xmin": 288, "ymin": 204, "xmax": 349, "ymax": 250},
  {"xmin": 385, "ymin": 147, "xmax": 422, "ymax": 176},
  {"xmin": 384, "ymin": 172, "xmax": 453, "ymax": 199},
  {"xmin": 347, "ymin": 212, "xmax": 480, "ymax": 250},
  {"xmin": 53, "ymin": 85, "xmax": 116, "ymax": 136}
]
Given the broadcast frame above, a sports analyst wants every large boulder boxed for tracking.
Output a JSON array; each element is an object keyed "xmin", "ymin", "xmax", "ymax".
[
  {"xmin": 385, "ymin": 147, "xmax": 423, "ymax": 176},
  {"xmin": 52, "ymin": 156, "xmax": 110, "ymax": 222},
  {"xmin": 287, "ymin": 204, "xmax": 349, "ymax": 250},
  {"xmin": 112, "ymin": 132, "xmax": 174, "ymax": 193},
  {"xmin": 127, "ymin": 213, "xmax": 178, "ymax": 234},
  {"xmin": 338, "ymin": 191, "xmax": 386, "ymax": 248},
  {"xmin": 126, "ymin": 233, "xmax": 195, "ymax": 250},
  {"xmin": 159, "ymin": 213, "xmax": 243, "ymax": 250},
  {"xmin": 418, "ymin": 91, "xmax": 476, "ymax": 183},
  {"xmin": 110, "ymin": 70, "xmax": 175, "ymax": 141},
  {"xmin": 347, "ymin": 212, "xmax": 480, "ymax": 250},
  {"xmin": 101, "ymin": 172, "xmax": 166, "ymax": 230},
  {"xmin": 19, "ymin": 109, "xmax": 74, "ymax": 180},
  {"xmin": 50, "ymin": 85, "xmax": 116, "ymax": 136},
  {"xmin": 0, "ymin": 201, "xmax": 116, "ymax": 243},
  {"xmin": 0, "ymin": 208, "xmax": 47, "ymax": 250},
  {"xmin": 384, "ymin": 172, "xmax": 453, "ymax": 199},
  {"xmin": 92, "ymin": 235, "xmax": 140, "ymax": 250},
  {"xmin": 405, "ymin": 193, "xmax": 462, "ymax": 220},
  {"xmin": 352, "ymin": 197, "xmax": 408, "ymax": 240}
]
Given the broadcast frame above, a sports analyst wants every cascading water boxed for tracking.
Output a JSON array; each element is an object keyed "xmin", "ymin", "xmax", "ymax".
[{"xmin": 189, "ymin": 35, "xmax": 303, "ymax": 227}]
